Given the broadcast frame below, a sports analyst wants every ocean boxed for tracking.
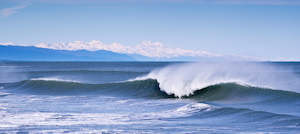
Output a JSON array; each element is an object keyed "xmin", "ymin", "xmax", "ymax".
[{"xmin": 0, "ymin": 61, "xmax": 300, "ymax": 133}]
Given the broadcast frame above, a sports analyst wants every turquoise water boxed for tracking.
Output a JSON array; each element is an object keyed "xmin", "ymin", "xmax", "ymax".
[{"xmin": 0, "ymin": 62, "xmax": 300, "ymax": 133}]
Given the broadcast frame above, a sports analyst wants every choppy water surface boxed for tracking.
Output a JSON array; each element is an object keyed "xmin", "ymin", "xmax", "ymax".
[{"xmin": 0, "ymin": 62, "xmax": 300, "ymax": 133}]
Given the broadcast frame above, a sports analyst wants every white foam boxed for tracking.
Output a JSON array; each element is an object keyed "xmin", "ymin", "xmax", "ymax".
[
  {"xmin": 135, "ymin": 103, "xmax": 212, "ymax": 122},
  {"xmin": 0, "ymin": 103, "xmax": 8, "ymax": 110},
  {"xmin": 0, "ymin": 112, "xmax": 132, "ymax": 128},
  {"xmin": 134, "ymin": 62, "xmax": 300, "ymax": 97},
  {"xmin": 116, "ymin": 99, "xmax": 130, "ymax": 104},
  {"xmin": 0, "ymin": 91, "xmax": 10, "ymax": 97},
  {"xmin": 31, "ymin": 77, "xmax": 79, "ymax": 83},
  {"xmin": 0, "ymin": 101, "xmax": 213, "ymax": 129},
  {"xmin": 175, "ymin": 103, "xmax": 212, "ymax": 114}
]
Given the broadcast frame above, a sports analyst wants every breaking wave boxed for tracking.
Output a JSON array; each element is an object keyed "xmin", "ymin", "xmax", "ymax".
[
  {"xmin": 1, "ymin": 62, "xmax": 300, "ymax": 104},
  {"xmin": 134, "ymin": 62, "xmax": 300, "ymax": 97},
  {"xmin": 1, "ymin": 78, "xmax": 300, "ymax": 104}
]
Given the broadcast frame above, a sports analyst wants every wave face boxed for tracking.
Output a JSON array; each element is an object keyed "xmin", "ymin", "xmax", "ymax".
[
  {"xmin": 135, "ymin": 62, "xmax": 300, "ymax": 97},
  {"xmin": 2, "ymin": 79, "xmax": 171, "ymax": 98}
]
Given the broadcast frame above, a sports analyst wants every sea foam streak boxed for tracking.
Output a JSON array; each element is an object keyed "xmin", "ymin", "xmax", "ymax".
[{"xmin": 135, "ymin": 62, "xmax": 300, "ymax": 97}]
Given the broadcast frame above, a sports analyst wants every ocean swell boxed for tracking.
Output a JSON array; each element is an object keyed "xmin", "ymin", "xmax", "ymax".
[{"xmin": 1, "ymin": 78, "xmax": 300, "ymax": 105}]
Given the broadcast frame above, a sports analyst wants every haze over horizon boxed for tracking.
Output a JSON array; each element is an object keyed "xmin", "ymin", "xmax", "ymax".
[{"xmin": 0, "ymin": 0, "xmax": 299, "ymax": 61}]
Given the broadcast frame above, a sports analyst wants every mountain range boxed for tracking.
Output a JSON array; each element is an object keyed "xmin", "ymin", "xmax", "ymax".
[
  {"xmin": 0, "ymin": 45, "xmax": 239, "ymax": 61},
  {"xmin": 0, "ymin": 45, "xmax": 136, "ymax": 61}
]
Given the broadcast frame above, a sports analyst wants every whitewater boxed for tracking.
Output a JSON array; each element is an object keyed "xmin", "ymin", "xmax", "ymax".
[{"xmin": 0, "ymin": 61, "xmax": 300, "ymax": 133}]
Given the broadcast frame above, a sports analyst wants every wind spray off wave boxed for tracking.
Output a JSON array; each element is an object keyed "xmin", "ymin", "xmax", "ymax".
[{"xmin": 135, "ymin": 62, "xmax": 300, "ymax": 97}]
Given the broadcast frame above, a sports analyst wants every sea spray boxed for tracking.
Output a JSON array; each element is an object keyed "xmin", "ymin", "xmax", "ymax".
[{"xmin": 135, "ymin": 62, "xmax": 300, "ymax": 97}]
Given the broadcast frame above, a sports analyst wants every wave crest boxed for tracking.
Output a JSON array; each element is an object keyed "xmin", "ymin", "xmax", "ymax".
[
  {"xmin": 135, "ymin": 62, "xmax": 300, "ymax": 97},
  {"xmin": 30, "ymin": 77, "xmax": 80, "ymax": 83}
]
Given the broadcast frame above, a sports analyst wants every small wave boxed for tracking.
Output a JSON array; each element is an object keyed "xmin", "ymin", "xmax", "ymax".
[
  {"xmin": 0, "ymin": 91, "xmax": 10, "ymax": 97},
  {"xmin": 184, "ymin": 106, "xmax": 300, "ymax": 126},
  {"xmin": 116, "ymin": 100, "xmax": 130, "ymax": 104},
  {"xmin": 175, "ymin": 103, "xmax": 212, "ymax": 114},
  {"xmin": 130, "ymin": 103, "xmax": 214, "ymax": 120}
]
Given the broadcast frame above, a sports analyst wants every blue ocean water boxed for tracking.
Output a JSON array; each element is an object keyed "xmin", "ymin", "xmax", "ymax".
[{"xmin": 0, "ymin": 62, "xmax": 300, "ymax": 133}]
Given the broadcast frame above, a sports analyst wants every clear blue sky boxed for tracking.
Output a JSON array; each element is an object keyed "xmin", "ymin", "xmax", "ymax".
[{"xmin": 0, "ymin": 0, "xmax": 299, "ymax": 60}]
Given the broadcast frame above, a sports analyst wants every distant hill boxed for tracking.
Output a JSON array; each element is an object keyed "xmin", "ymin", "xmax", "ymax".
[{"xmin": 0, "ymin": 45, "xmax": 135, "ymax": 61}]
